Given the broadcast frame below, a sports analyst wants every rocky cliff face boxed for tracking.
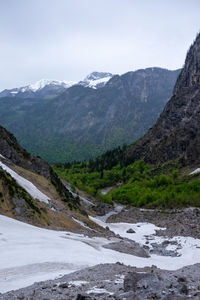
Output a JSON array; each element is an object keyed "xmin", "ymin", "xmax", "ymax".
[
  {"xmin": 126, "ymin": 32, "xmax": 200, "ymax": 167},
  {"xmin": 174, "ymin": 33, "xmax": 200, "ymax": 93}
]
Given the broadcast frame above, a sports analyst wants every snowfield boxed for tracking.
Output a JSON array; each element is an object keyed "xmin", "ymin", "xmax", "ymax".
[
  {"xmin": 0, "ymin": 161, "xmax": 50, "ymax": 203},
  {"xmin": 1, "ymin": 214, "xmax": 200, "ymax": 293},
  {"xmin": 90, "ymin": 216, "xmax": 200, "ymax": 261},
  {"xmin": 190, "ymin": 168, "xmax": 200, "ymax": 175}
]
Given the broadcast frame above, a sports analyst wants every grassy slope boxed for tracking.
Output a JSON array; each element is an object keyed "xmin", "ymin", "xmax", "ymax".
[{"xmin": 53, "ymin": 160, "xmax": 200, "ymax": 209}]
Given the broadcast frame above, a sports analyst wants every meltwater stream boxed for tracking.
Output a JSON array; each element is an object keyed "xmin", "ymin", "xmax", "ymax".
[{"xmin": 62, "ymin": 180, "xmax": 95, "ymax": 206}]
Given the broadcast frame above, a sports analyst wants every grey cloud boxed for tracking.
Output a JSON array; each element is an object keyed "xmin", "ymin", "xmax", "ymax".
[{"xmin": 0, "ymin": 0, "xmax": 200, "ymax": 90}]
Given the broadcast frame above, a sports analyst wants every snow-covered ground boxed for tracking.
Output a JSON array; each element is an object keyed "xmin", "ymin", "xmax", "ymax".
[
  {"xmin": 90, "ymin": 215, "xmax": 200, "ymax": 265},
  {"xmin": 190, "ymin": 168, "xmax": 200, "ymax": 175},
  {"xmin": 1, "ymin": 214, "xmax": 200, "ymax": 293},
  {"xmin": 0, "ymin": 161, "xmax": 50, "ymax": 203}
]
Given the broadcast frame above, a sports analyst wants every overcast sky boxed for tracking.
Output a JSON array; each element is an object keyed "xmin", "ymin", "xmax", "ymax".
[{"xmin": 0, "ymin": 0, "xmax": 200, "ymax": 91}]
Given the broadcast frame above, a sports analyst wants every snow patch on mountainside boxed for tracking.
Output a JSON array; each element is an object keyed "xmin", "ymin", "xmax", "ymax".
[
  {"xmin": 190, "ymin": 168, "xmax": 200, "ymax": 175},
  {"xmin": 84, "ymin": 75, "xmax": 112, "ymax": 88},
  {"xmin": 0, "ymin": 161, "xmax": 50, "ymax": 203}
]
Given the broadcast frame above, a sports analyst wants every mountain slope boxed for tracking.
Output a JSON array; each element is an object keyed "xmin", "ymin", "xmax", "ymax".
[
  {"xmin": 0, "ymin": 68, "xmax": 180, "ymax": 162},
  {"xmin": 0, "ymin": 125, "xmax": 89, "ymax": 228},
  {"xmin": 0, "ymin": 125, "xmax": 53, "ymax": 178},
  {"xmin": 126, "ymin": 33, "xmax": 200, "ymax": 168}
]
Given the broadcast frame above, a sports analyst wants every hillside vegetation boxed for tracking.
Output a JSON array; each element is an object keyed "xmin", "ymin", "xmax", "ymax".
[{"xmin": 53, "ymin": 155, "xmax": 200, "ymax": 209}]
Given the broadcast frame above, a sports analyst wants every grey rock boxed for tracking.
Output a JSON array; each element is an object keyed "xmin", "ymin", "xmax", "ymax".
[
  {"xmin": 179, "ymin": 284, "xmax": 188, "ymax": 295},
  {"xmin": 126, "ymin": 228, "xmax": 135, "ymax": 233},
  {"xmin": 103, "ymin": 239, "xmax": 149, "ymax": 257},
  {"xmin": 124, "ymin": 271, "xmax": 157, "ymax": 292},
  {"xmin": 58, "ymin": 282, "xmax": 68, "ymax": 288},
  {"xmin": 150, "ymin": 241, "xmax": 179, "ymax": 257},
  {"xmin": 115, "ymin": 291, "xmax": 140, "ymax": 300},
  {"xmin": 17, "ymin": 295, "xmax": 25, "ymax": 300},
  {"xmin": 76, "ymin": 294, "xmax": 92, "ymax": 300}
]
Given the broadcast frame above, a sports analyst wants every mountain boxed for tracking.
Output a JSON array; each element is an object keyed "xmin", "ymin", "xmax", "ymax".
[
  {"xmin": 53, "ymin": 33, "xmax": 200, "ymax": 211},
  {"xmin": 78, "ymin": 71, "xmax": 113, "ymax": 88},
  {"xmin": 0, "ymin": 79, "xmax": 75, "ymax": 100},
  {"xmin": 0, "ymin": 125, "xmax": 88, "ymax": 228},
  {"xmin": 125, "ymin": 32, "xmax": 200, "ymax": 168},
  {"xmin": 0, "ymin": 68, "xmax": 180, "ymax": 162},
  {"xmin": 0, "ymin": 72, "xmax": 114, "ymax": 100}
]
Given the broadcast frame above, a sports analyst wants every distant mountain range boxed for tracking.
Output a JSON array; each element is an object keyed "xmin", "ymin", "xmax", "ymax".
[
  {"xmin": 0, "ymin": 68, "xmax": 180, "ymax": 162},
  {"xmin": 0, "ymin": 72, "xmax": 114, "ymax": 99}
]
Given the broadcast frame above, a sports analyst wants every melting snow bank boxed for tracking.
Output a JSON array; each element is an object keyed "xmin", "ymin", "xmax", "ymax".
[
  {"xmin": 62, "ymin": 181, "xmax": 95, "ymax": 206},
  {"xmin": 1, "ymin": 215, "xmax": 200, "ymax": 293},
  {"xmin": 95, "ymin": 204, "xmax": 124, "ymax": 222},
  {"xmin": 90, "ymin": 215, "xmax": 200, "ymax": 267},
  {"xmin": 190, "ymin": 167, "xmax": 200, "ymax": 175},
  {"xmin": 0, "ymin": 160, "xmax": 50, "ymax": 203}
]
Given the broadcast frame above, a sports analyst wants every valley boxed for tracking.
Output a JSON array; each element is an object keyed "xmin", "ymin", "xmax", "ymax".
[
  {"xmin": 0, "ymin": 22, "xmax": 200, "ymax": 300},
  {"xmin": 1, "ymin": 140, "xmax": 200, "ymax": 299}
]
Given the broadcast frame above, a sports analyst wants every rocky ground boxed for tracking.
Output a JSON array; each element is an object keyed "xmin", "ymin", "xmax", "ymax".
[
  {"xmin": 108, "ymin": 206, "xmax": 200, "ymax": 239},
  {"xmin": 1, "ymin": 263, "xmax": 200, "ymax": 300}
]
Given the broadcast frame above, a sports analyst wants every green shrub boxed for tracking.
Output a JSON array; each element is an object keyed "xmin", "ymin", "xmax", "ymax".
[{"xmin": 53, "ymin": 160, "xmax": 200, "ymax": 209}]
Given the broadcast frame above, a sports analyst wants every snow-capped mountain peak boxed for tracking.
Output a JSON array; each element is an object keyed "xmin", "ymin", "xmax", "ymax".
[
  {"xmin": 79, "ymin": 72, "xmax": 114, "ymax": 89},
  {"xmin": 22, "ymin": 79, "xmax": 76, "ymax": 92},
  {"xmin": 85, "ymin": 71, "xmax": 113, "ymax": 81},
  {"xmin": 0, "ymin": 79, "xmax": 77, "ymax": 99},
  {"xmin": 0, "ymin": 72, "xmax": 114, "ymax": 99}
]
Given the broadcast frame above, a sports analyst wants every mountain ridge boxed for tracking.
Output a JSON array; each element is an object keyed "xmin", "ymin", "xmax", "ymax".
[
  {"xmin": 0, "ymin": 67, "xmax": 180, "ymax": 162},
  {"xmin": 0, "ymin": 72, "xmax": 114, "ymax": 99}
]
